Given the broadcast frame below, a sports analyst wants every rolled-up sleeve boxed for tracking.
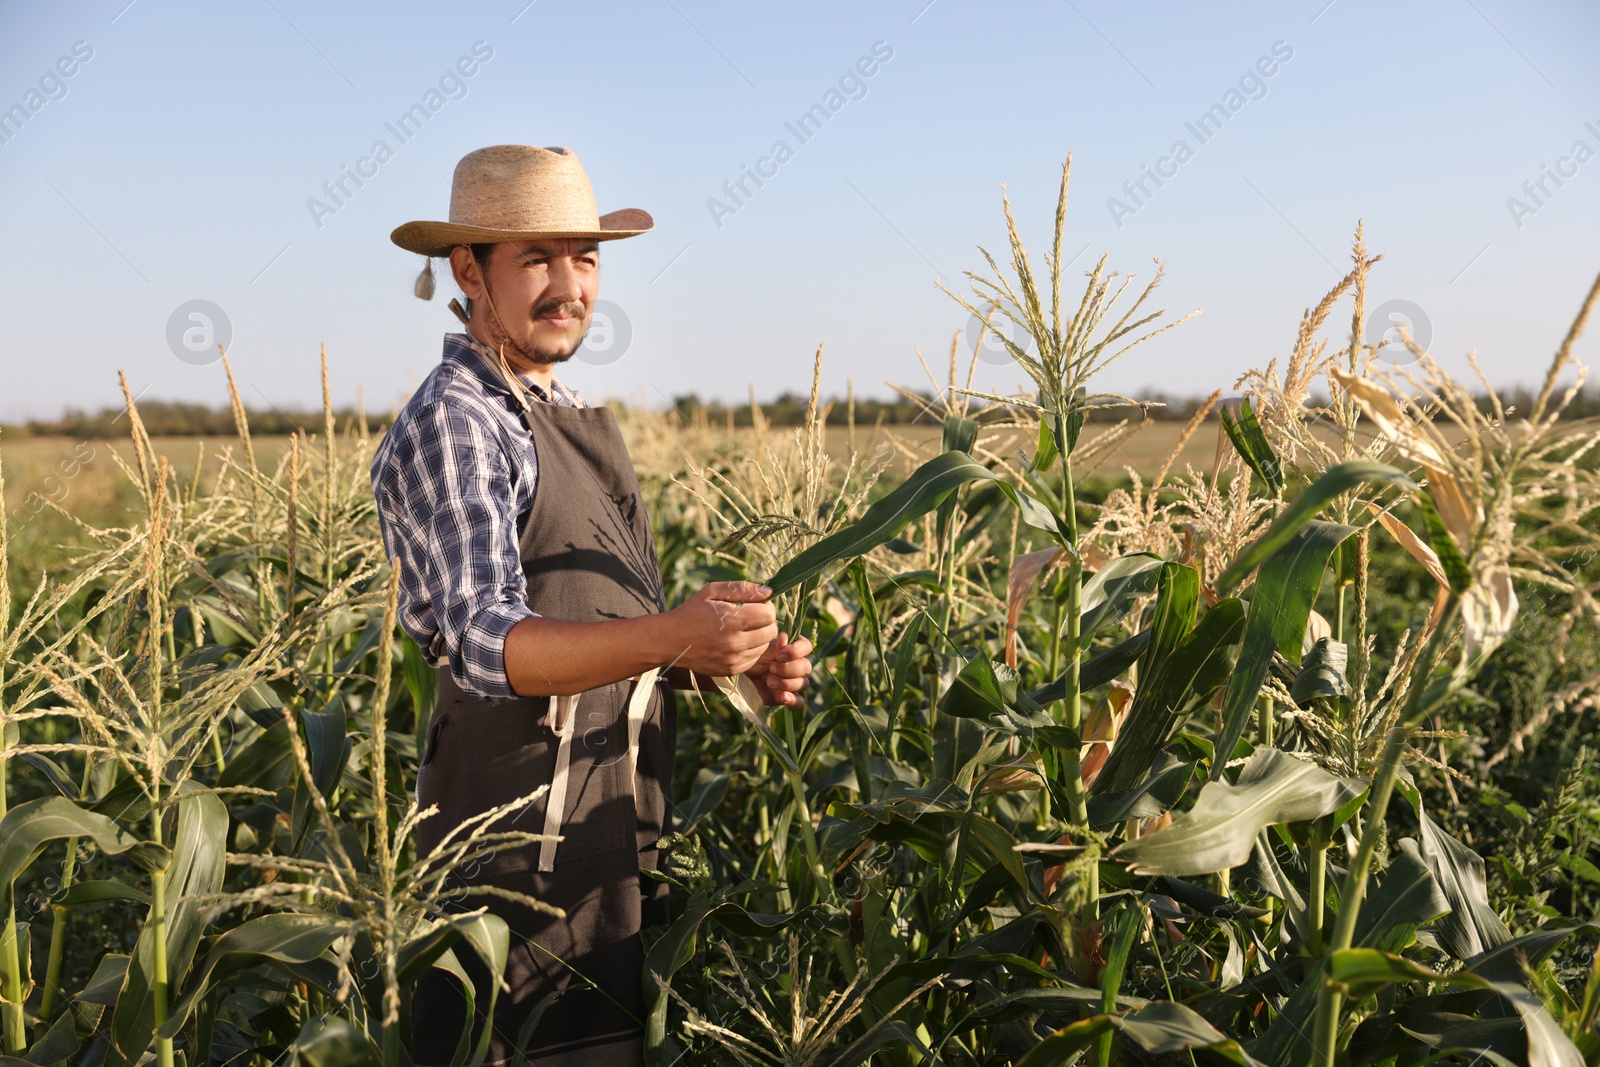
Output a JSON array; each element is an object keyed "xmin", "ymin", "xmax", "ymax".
[{"xmin": 391, "ymin": 400, "xmax": 534, "ymax": 700}]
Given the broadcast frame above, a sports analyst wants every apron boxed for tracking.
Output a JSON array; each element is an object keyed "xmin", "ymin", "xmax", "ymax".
[{"xmin": 410, "ymin": 399, "xmax": 676, "ymax": 1067}]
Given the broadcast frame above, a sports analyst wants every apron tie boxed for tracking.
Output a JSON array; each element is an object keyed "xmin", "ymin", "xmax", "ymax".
[
  {"xmin": 538, "ymin": 669, "xmax": 662, "ymax": 873},
  {"xmin": 627, "ymin": 668, "xmax": 662, "ymax": 786},
  {"xmin": 538, "ymin": 692, "xmax": 580, "ymax": 873}
]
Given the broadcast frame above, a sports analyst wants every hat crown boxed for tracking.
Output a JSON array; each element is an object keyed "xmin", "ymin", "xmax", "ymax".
[
  {"xmin": 390, "ymin": 143, "xmax": 651, "ymax": 257},
  {"xmin": 447, "ymin": 144, "xmax": 601, "ymax": 233}
]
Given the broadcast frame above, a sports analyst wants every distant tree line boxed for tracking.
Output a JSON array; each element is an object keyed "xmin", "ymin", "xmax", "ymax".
[
  {"xmin": 1, "ymin": 401, "xmax": 394, "ymax": 439},
  {"xmin": 668, "ymin": 390, "xmax": 1251, "ymax": 426},
  {"xmin": 4, "ymin": 383, "xmax": 1594, "ymax": 438}
]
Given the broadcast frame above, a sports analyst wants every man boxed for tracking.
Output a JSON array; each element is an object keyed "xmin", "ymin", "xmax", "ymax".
[{"xmin": 374, "ymin": 144, "xmax": 813, "ymax": 1065}]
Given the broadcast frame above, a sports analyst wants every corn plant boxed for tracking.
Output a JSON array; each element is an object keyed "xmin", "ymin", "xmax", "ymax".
[
  {"xmin": 644, "ymin": 163, "xmax": 1600, "ymax": 1067},
  {"xmin": 1, "ymin": 161, "xmax": 1598, "ymax": 1067}
]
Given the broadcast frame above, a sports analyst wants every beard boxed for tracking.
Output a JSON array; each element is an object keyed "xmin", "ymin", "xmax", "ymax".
[
  {"xmin": 483, "ymin": 290, "xmax": 588, "ymax": 366},
  {"xmin": 514, "ymin": 334, "xmax": 581, "ymax": 366}
]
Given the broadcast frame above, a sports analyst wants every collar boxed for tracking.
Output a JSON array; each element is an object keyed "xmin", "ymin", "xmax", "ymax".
[{"xmin": 442, "ymin": 332, "xmax": 579, "ymax": 408}]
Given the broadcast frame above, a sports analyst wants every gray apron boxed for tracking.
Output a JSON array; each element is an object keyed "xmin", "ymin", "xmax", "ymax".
[{"xmin": 411, "ymin": 399, "xmax": 675, "ymax": 1066}]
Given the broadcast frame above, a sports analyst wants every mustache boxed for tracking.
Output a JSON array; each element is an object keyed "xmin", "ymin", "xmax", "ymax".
[{"xmin": 532, "ymin": 299, "xmax": 586, "ymax": 322}]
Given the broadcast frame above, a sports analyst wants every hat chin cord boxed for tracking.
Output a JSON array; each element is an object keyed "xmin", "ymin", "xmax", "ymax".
[{"xmin": 476, "ymin": 277, "xmax": 550, "ymax": 411}]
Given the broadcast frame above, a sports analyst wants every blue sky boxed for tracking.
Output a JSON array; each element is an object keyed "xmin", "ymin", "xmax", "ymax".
[{"xmin": 2, "ymin": 0, "xmax": 1597, "ymax": 421}]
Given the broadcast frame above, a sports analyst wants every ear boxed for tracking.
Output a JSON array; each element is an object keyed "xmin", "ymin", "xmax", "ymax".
[{"xmin": 447, "ymin": 245, "xmax": 484, "ymax": 300}]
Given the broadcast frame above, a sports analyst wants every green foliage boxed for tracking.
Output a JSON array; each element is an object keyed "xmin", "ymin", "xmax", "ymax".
[{"xmin": 1, "ymin": 173, "xmax": 1598, "ymax": 1067}]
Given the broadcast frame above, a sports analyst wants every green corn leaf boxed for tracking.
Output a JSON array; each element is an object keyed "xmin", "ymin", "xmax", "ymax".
[
  {"xmin": 936, "ymin": 415, "xmax": 980, "ymax": 541},
  {"xmin": 54, "ymin": 879, "xmax": 153, "ymax": 911},
  {"xmin": 17, "ymin": 752, "xmax": 78, "ymax": 800},
  {"xmin": 507, "ymin": 986, "xmax": 568, "ymax": 1067},
  {"xmin": 74, "ymin": 953, "xmax": 130, "ymax": 1012},
  {"xmin": 931, "ymin": 863, "xmax": 1023, "ymax": 949},
  {"xmin": 1256, "ymin": 845, "xmax": 1477, "ymax": 1067},
  {"xmin": 1140, "ymin": 563, "xmax": 1201, "ymax": 662},
  {"xmin": 1063, "ymin": 390, "xmax": 1087, "ymax": 454},
  {"xmin": 821, "ymin": 1022, "xmax": 930, "ymax": 1067},
  {"xmin": 1157, "ymin": 873, "xmax": 1269, "ymax": 921},
  {"xmin": 1100, "ymin": 901, "xmax": 1141, "ymax": 1013},
  {"xmin": 1212, "ymin": 520, "xmax": 1357, "ymax": 779},
  {"xmin": 330, "ymin": 609, "xmax": 388, "ymax": 675},
  {"xmin": 764, "ymin": 451, "xmax": 1063, "ymax": 594},
  {"xmin": 289, "ymin": 1016, "xmax": 383, "ymax": 1067},
  {"xmin": 1029, "ymin": 630, "xmax": 1150, "ymax": 705},
  {"xmin": 1113, "ymin": 748, "xmax": 1365, "ymax": 876},
  {"xmin": 1017, "ymin": 1001, "xmax": 1258, "ymax": 1067},
  {"xmin": 830, "ymin": 785, "xmax": 1031, "ymax": 893},
  {"xmin": 955, "ymin": 812, "xmax": 1032, "ymax": 896},
  {"xmin": 1463, "ymin": 922, "xmax": 1600, "ymax": 984},
  {"xmin": 962, "ymin": 986, "xmax": 1147, "ymax": 1030},
  {"xmin": 942, "ymin": 913, "xmax": 1068, "ymax": 978},
  {"xmin": 294, "ymin": 696, "xmax": 351, "ymax": 857},
  {"xmin": 1220, "ymin": 397, "xmax": 1284, "ymax": 495},
  {"xmin": 88, "ymin": 772, "xmax": 153, "ymax": 826},
  {"xmin": 1031, "ymin": 415, "xmax": 1059, "ymax": 472},
  {"xmin": 1075, "ymin": 554, "xmax": 1165, "ymax": 652},
  {"xmin": 1416, "ymin": 492, "xmax": 1473, "ymax": 592},
  {"xmin": 405, "ymin": 911, "xmax": 509, "ymax": 990},
  {"xmin": 1246, "ymin": 830, "xmax": 1308, "ymax": 914},
  {"xmin": 846, "ymin": 559, "xmax": 885, "ymax": 668},
  {"xmin": 890, "ymin": 611, "xmax": 927, "ymax": 703},
  {"xmin": 0, "ymin": 797, "xmax": 168, "ymax": 921},
  {"xmin": 157, "ymin": 914, "xmax": 349, "ymax": 1039},
  {"xmin": 1350, "ymin": 1013, "xmax": 1532, "ymax": 1066},
  {"xmin": 711, "ymin": 902, "xmax": 850, "ymax": 939},
  {"xmin": 64, "ymin": 957, "xmax": 171, "ymax": 1057},
  {"xmin": 111, "ymin": 787, "xmax": 227, "ymax": 1067},
  {"xmin": 882, "ymin": 948, "xmax": 1057, "ymax": 988},
  {"xmin": 758, "ymin": 729, "xmax": 804, "ymax": 778},
  {"xmin": 1352, "ymin": 843, "xmax": 1452, "ymax": 953},
  {"xmin": 1290, "ymin": 637, "xmax": 1350, "ymax": 704},
  {"xmin": 675, "ymin": 768, "xmax": 732, "ymax": 834},
  {"xmin": 456, "ymin": 914, "xmax": 511, "ymax": 1066},
  {"xmin": 939, "ymin": 654, "xmax": 1027, "ymax": 723},
  {"xmin": 218, "ymin": 718, "xmax": 293, "ymax": 793},
  {"xmin": 941, "ymin": 413, "xmax": 980, "ymax": 455},
  {"xmin": 25, "ymin": 1006, "xmax": 81, "ymax": 1065},
  {"xmin": 1087, "ymin": 563, "xmax": 1197, "ymax": 792},
  {"xmin": 1323, "ymin": 950, "xmax": 1583, "ymax": 1067},
  {"xmin": 402, "ymin": 631, "xmax": 439, "ymax": 760},
  {"xmin": 1094, "ymin": 597, "xmax": 1245, "ymax": 797},
  {"xmin": 1087, "ymin": 755, "xmax": 1195, "ymax": 829},
  {"xmin": 360, "ymin": 915, "xmax": 511, "ymax": 1067},
  {"xmin": 427, "ymin": 949, "xmax": 478, "ymax": 1067},
  {"xmin": 1331, "ymin": 536, "xmax": 1359, "ymax": 588},
  {"xmin": 764, "ymin": 450, "xmax": 992, "ymax": 594},
  {"xmin": 1417, "ymin": 810, "xmax": 1513, "ymax": 958},
  {"xmin": 1216, "ymin": 461, "xmax": 1418, "ymax": 595},
  {"xmin": 1094, "ymin": 903, "xmax": 1145, "ymax": 1067}
]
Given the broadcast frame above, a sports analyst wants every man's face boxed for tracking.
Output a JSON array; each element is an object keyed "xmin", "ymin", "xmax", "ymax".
[{"xmin": 451, "ymin": 238, "xmax": 600, "ymax": 365}]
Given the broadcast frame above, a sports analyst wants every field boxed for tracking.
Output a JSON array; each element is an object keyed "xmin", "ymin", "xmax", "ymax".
[
  {"xmin": 2, "ymin": 418, "xmax": 1468, "ymax": 541},
  {"xmin": 2, "ymin": 194, "xmax": 1599, "ymax": 1067}
]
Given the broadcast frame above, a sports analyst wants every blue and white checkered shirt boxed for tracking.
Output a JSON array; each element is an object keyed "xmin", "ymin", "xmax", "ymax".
[{"xmin": 370, "ymin": 332, "xmax": 585, "ymax": 700}]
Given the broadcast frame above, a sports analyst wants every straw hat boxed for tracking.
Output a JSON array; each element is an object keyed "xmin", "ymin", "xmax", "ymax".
[{"xmin": 391, "ymin": 144, "xmax": 653, "ymax": 257}]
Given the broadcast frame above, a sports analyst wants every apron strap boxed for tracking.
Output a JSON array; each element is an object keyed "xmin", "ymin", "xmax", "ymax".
[
  {"xmin": 538, "ymin": 693, "xmax": 580, "ymax": 873},
  {"xmin": 627, "ymin": 668, "xmax": 662, "ymax": 792},
  {"xmin": 537, "ymin": 670, "xmax": 660, "ymax": 874}
]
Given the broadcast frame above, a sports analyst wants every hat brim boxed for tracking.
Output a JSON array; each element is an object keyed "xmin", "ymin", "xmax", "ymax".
[{"xmin": 390, "ymin": 208, "xmax": 653, "ymax": 257}]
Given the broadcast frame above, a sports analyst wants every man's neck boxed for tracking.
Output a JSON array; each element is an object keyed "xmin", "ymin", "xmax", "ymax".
[{"xmin": 467, "ymin": 320, "xmax": 556, "ymax": 393}]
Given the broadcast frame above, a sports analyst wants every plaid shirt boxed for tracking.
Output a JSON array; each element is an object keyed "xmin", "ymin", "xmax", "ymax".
[{"xmin": 370, "ymin": 332, "xmax": 585, "ymax": 700}]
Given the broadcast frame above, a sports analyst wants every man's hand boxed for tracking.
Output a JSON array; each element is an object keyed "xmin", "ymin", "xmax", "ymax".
[
  {"xmin": 746, "ymin": 631, "xmax": 814, "ymax": 709},
  {"xmin": 661, "ymin": 582, "xmax": 780, "ymax": 678}
]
